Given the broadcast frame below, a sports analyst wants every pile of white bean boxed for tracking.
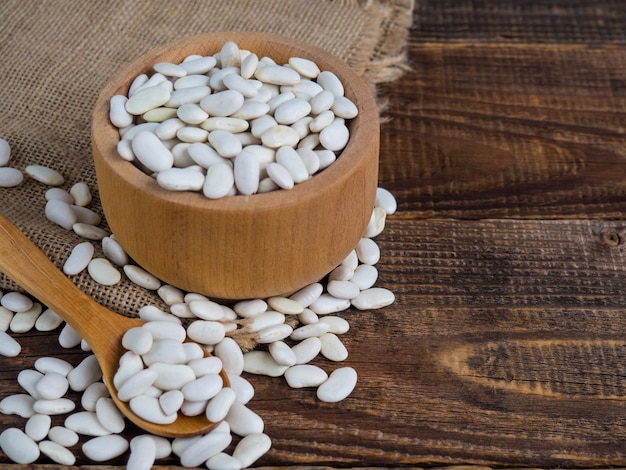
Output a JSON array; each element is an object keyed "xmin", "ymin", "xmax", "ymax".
[
  {"xmin": 0, "ymin": 135, "xmax": 398, "ymax": 467},
  {"xmin": 0, "ymin": 318, "xmax": 271, "ymax": 467},
  {"xmin": 110, "ymin": 41, "xmax": 358, "ymax": 197}
]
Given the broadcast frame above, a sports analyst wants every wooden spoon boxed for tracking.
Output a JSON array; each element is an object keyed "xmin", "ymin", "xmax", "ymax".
[{"xmin": 0, "ymin": 214, "xmax": 226, "ymax": 437}]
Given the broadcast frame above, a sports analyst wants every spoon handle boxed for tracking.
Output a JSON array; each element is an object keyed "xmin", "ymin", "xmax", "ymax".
[{"xmin": 0, "ymin": 214, "xmax": 120, "ymax": 342}]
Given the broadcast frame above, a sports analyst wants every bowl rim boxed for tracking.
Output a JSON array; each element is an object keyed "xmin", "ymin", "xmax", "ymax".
[{"xmin": 91, "ymin": 31, "xmax": 380, "ymax": 215}]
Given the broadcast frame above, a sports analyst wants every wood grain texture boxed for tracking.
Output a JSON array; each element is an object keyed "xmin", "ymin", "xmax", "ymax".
[
  {"xmin": 412, "ymin": 0, "xmax": 626, "ymax": 44},
  {"xmin": 4, "ymin": 218, "xmax": 626, "ymax": 467},
  {"xmin": 379, "ymin": 43, "xmax": 626, "ymax": 218},
  {"xmin": 5, "ymin": 1, "xmax": 626, "ymax": 468}
]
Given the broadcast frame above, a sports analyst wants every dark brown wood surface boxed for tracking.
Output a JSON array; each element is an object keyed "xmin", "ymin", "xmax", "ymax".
[{"xmin": 4, "ymin": 1, "xmax": 626, "ymax": 468}]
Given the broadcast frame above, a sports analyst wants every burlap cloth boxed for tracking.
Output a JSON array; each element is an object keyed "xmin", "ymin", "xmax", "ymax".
[{"xmin": 0, "ymin": 0, "xmax": 413, "ymax": 319}]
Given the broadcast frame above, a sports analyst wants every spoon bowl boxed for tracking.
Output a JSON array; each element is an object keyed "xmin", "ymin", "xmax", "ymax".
[{"xmin": 0, "ymin": 214, "xmax": 226, "ymax": 437}]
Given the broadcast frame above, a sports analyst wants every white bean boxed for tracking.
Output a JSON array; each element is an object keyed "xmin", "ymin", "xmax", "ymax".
[
  {"xmin": 0, "ymin": 167, "xmax": 23, "ymax": 187},
  {"xmin": 319, "ymin": 316, "xmax": 350, "ymax": 334},
  {"xmin": 45, "ymin": 187, "xmax": 73, "ymax": 203},
  {"xmin": 227, "ymin": 374, "xmax": 255, "ymax": 405},
  {"xmin": 81, "ymin": 382, "xmax": 109, "ymax": 412},
  {"xmin": 59, "ymin": 323, "xmax": 82, "ymax": 349},
  {"xmin": 58, "ymin": 323, "xmax": 82, "ymax": 349},
  {"xmin": 319, "ymin": 121, "xmax": 349, "ymax": 151},
  {"xmin": 225, "ymin": 401, "xmax": 264, "ymax": 436},
  {"xmin": 127, "ymin": 435, "xmax": 158, "ymax": 470},
  {"xmin": 309, "ymin": 293, "xmax": 351, "ymax": 315},
  {"xmin": 181, "ymin": 373, "xmax": 223, "ymax": 402},
  {"xmin": 289, "ymin": 282, "xmax": 323, "ymax": 308},
  {"xmin": 33, "ymin": 398, "xmax": 75, "ymax": 415},
  {"xmin": 232, "ymin": 433, "xmax": 272, "ymax": 468},
  {"xmin": 231, "ymin": 99, "xmax": 271, "ymax": 120},
  {"xmin": 0, "ymin": 138, "xmax": 10, "ymax": 166},
  {"xmin": 48, "ymin": 426, "xmax": 79, "ymax": 447},
  {"xmin": 375, "ymin": 186, "xmax": 398, "ymax": 214},
  {"xmin": 10, "ymin": 302, "xmax": 41, "ymax": 333},
  {"xmin": 188, "ymin": 356, "xmax": 223, "ymax": 377},
  {"xmin": 186, "ymin": 320, "xmax": 226, "ymax": 345},
  {"xmin": 72, "ymin": 205, "xmax": 102, "ymax": 226},
  {"xmin": 255, "ymin": 323, "xmax": 293, "ymax": 344},
  {"xmin": 292, "ymin": 336, "xmax": 322, "ymax": 364},
  {"xmin": 125, "ymin": 85, "xmax": 170, "ymax": 115},
  {"xmin": 290, "ymin": 321, "xmax": 331, "ymax": 340},
  {"xmin": 159, "ymin": 390, "xmax": 185, "ymax": 415},
  {"xmin": 35, "ymin": 372, "xmax": 69, "ymax": 400},
  {"xmin": 123, "ymin": 264, "xmax": 162, "ymax": 290},
  {"xmin": 243, "ymin": 350, "xmax": 288, "ymax": 377},
  {"xmin": 45, "ymin": 199, "xmax": 78, "ymax": 230},
  {"xmin": 214, "ymin": 337, "xmax": 244, "ymax": 375},
  {"xmin": 0, "ymin": 394, "xmax": 35, "ymax": 417},
  {"xmin": 149, "ymin": 363, "xmax": 196, "ymax": 391},
  {"xmin": 206, "ymin": 387, "xmax": 237, "ymax": 422},
  {"xmin": 0, "ymin": 328, "xmax": 21, "ymax": 357},
  {"xmin": 261, "ymin": 124, "xmax": 300, "ymax": 148},
  {"xmin": 72, "ymin": 222, "xmax": 107, "ymax": 240},
  {"xmin": 0, "ymin": 306, "xmax": 11, "ymax": 331},
  {"xmin": 34, "ymin": 357, "xmax": 73, "ymax": 377},
  {"xmin": 351, "ymin": 287, "xmax": 395, "ymax": 310},
  {"xmin": 0, "ymin": 428, "xmax": 40, "ymax": 464},
  {"xmin": 67, "ymin": 355, "xmax": 102, "ymax": 392},
  {"xmin": 179, "ymin": 430, "xmax": 232, "ymax": 468},
  {"xmin": 35, "ymin": 308, "xmax": 63, "ymax": 332},
  {"xmin": 332, "ymin": 95, "xmax": 359, "ymax": 119},
  {"xmin": 113, "ymin": 351, "xmax": 144, "ymax": 389},
  {"xmin": 130, "ymin": 395, "xmax": 177, "ymax": 424},
  {"xmin": 180, "ymin": 56, "xmax": 216, "ymax": 75},
  {"xmin": 319, "ymin": 333, "xmax": 349, "ymax": 362},
  {"xmin": 350, "ymin": 264, "xmax": 378, "ymax": 290},
  {"xmin": 206, "ymin": 452, "xmax": 242, "ymax": 470},
  {"xmin": 285, "ymin": 364, "xmax": 329, "ymax": 389},
  {"xmin": 63, "ymin": 242, "xmax": 95, "ymax": 275},
  {"xmin": 1, "ymin": 291, "xmax": 33, "ymax": 312},
  {"xmin": 268, "ymin": 340, "xmax": 296, "ymax": 366},
  {"xmin": 82, "ymin": 434, "xmax": 129, "ymax": 461},
  {"xmin": 95, "ymin": 397, "xmax": 125, "ymax": 433},
  {"xmin": 88, "ymin": 258, "xmax": 121, "ymax": 286},
  {"xmin": 233, "ymin": 149, "xmax": 260, "ymax": 195},
  {"xmin": 25, "ymin": 413, "xmax": 51, "ymax": 441},
  {"xmin": 64, "ymin": 411, "xmax": 111, "ymax": 436},
  {"xmin": 25, "ymin": 165, "xmax": 64, "ymax": 186},
  {"xmin": 132, "ymin": 130, "xmax": 174, "ymax": 173},
  {"xmin": 209, "ymin": 129, "xmax": 243, "ymax": 157},
  {"xmin": 316, "ymin": 367, "xmax": 357, "ymax": 402},
  {"xmin": 101, "ymin": 236, "xmax": 129, "ymax": 266},
  {"xmin": 274, "ymin": 98, "xmax": 311, "ymax": 125},
  {"xmin": 356, "ymin": 237, "xmax": 381, "ymax": 265},
  {"xmin": 326, "ymin": 280, "xmax": 360, "ymax": 300},
  {"xmin": 39, "ymin": 440, "xmax": 76, "ymax": 465},
  {"xmin": 317, "ymin": 70, "xmax": 344, "ymax": 96},
  {"xmin": 200, "ymin": 89, "xmax": 244, "ymax": 116},
  {"xmin": 363, "ymin": 206, "xmax": 387, "ymax": 238}
]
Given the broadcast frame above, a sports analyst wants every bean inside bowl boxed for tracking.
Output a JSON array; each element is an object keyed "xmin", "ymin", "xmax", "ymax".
[{"xmin": 91, "ymin": 31, "xmax": 379, "ymax": 300}]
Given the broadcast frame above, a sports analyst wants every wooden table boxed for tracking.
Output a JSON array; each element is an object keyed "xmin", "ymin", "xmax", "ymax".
[{"xmin": 3, "ymin": 1, "xmax": 626, "ymax": 467}]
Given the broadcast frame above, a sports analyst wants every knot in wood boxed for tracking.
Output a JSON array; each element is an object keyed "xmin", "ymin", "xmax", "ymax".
[{"xmin": 600, "ymin": 229, "xmax": 621, "ymax": 247}]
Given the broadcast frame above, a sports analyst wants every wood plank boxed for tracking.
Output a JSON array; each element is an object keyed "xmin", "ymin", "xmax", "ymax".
[
  {"xmin": 412, "ymin": 0, "xmax": 626, "ymax": 44},
  {"xmin": 378, "ymin": 43, "xmax": 626, "ymax": 218},
  {"xmin": 3, "ymin": 218, "xmax": 626, "ymax": 467}
]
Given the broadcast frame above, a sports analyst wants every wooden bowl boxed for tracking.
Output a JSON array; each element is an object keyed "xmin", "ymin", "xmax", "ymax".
[{"xmin": 91, "ymin": 31, "xmax": 379, "ymax": 300}]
